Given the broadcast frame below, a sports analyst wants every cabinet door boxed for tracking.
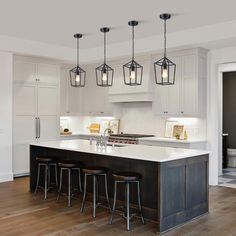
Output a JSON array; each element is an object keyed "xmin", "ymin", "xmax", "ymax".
[
  {"xmin": 38, "ymin": 116, "xmax": 59, "ymax": 141},
  {"xmin": 153, "ymin": 85, "xmax": 169, "ymax": 115},
  {"xmin": 14, "ymin": 61, "xmax": 36, "ymax": 84},
  {"xmin": 13, "ymin": 116, "xmax": 37, "ymax": 175},
  {"xmin": 14, "ymin": 84, "xmax": 37, "ymax": 116},
  {"xmin": 38, "ymin": 85, "xmax": 59, "ymax": 116},
  {"xmin": 37, "ymin": 64, "xmax": 59, "ymax": 85},
  {"xmin": 67, "ymin": 84, "xmax": 83, "ymax": 115},
  {"xmin": 168, "ymin": 56, "xmax": 181, "ymax": 115},
  {"xmin": 60, "ymin": 69, "xmax": 68, "ymax": 115},
  {"xmin": 181, "ymin": 55, "xmax": 197, "ymax": 115}
]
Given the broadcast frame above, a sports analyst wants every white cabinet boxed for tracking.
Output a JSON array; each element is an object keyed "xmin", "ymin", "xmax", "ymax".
[
  {"xmin": 83, "ymin": 66, "xmax": 113, "ymax": 116},
  {"xmin": 13, "ymin": 59, "xmax": 60, "ymax": 176},
  {"xmin": 60, "ymin": 67, "xmax": 83, "ymax": 116},
  {"xmin": 60, "ymin": 65, "xmax": 113, "ymax": 116},
  {"xmin": 152, "ymin": 48, "xmax": 207, "ymax": 117},
  {"xmin": 108, "ymin": 56, "xmax": 153, "ymax": 102}
]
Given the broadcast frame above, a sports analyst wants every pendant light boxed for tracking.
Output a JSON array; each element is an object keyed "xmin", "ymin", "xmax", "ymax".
[
  {"xmin": 154, "ymin": 14, "xmax": 176, "ymax": 85},
  {"xmin": 69, "ymin": 33, "xmax": 86, "ymax": 87},
  {"xmin": 96, "ymin": 27, "xmax": 114, "ymax": 87},
  {"xmin": 123, "ymin": 20, "xmax": 143, "ymax": 86}
]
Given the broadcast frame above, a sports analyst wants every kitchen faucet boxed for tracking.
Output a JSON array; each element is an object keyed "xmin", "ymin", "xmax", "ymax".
[{"xmin": 103, "ymin": 128, "xmax": 112, "ymax": 136}]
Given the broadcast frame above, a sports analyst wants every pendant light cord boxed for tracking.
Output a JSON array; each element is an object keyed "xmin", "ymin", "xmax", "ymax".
[
  {"xmin": 104, "ymin": 31, "xmax": 106, "ymax": 64},
  {"xmin": 164, "ymin": 19, "xmax": 167, "ymax": 58},
  {"xmin": 132, "ymin": 25, "xmax": 135, "ymax": 60},
  {"xmin": 77, "ymin": 37, "xmax": 79, "ymax": 67}
]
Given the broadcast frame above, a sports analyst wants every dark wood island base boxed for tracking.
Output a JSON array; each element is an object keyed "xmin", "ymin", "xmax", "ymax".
[{"xmin": 30, "ymin": 144, "xmax": 209, "ymax": 233}]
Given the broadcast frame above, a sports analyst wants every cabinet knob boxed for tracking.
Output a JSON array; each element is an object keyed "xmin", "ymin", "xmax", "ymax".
[{"xmin": 181, "ymin": 111, "xmax": 184, "ymax": 114}]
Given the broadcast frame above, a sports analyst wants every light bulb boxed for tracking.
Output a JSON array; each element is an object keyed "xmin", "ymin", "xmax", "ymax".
[
  {"xmin": 130, "ymin": 70, "xmax": 136, "ymax": 80},
  {"xmin": 102, "ymin": 72, "xmax": 107, "ymax": 81},
  {"xmin": 75, "ymin": 74, "xmax": 80, "ymax": 83},
  {"xmin": 162, "ymin": 68, "xmax": 168, "ymax": 79}
]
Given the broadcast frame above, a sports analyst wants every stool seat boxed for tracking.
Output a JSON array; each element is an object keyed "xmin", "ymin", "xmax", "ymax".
[
  {"xmin": 36, "ymin": 157, "xmax": 55, "ymax": 163},
  {"xmin": 112, "ymin": 172, "xmax": 142, "ymax": 181},
  {"xmin": 58, "ymin": 161, "xmax": 82, "ymax": 168},
  {"xmin": 83, "ymin": 166, "xmax": 109, "ymax": 175}
]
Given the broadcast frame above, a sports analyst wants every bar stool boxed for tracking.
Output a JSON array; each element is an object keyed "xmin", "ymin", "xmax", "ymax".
[
  {"xmin": 34, "ymin": 157, "xmax": 58, "ymax": 199},
  {"xmin": 80, "ymin": 166, "xmax": 110, "ymax": 218},
  {"xmin": 57, "ymin": 160, "xmax": 83, "ymax": 207},
  {"xmin": 110, "ymin": 171, "xmax": 145, "ymax": 231}
]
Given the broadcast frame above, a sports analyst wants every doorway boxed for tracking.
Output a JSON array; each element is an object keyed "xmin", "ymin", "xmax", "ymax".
[{"xmin": 218, "ymin": 71, "xmax": 236, "ymax": 188}]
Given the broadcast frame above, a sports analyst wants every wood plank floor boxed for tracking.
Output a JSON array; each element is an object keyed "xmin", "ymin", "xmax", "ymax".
[{"xmin": 0, "ymin": 177, "xmax": 236, "ymax": 236}]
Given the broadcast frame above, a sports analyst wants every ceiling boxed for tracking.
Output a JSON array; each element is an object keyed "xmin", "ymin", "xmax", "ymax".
[{"xmin": 0, "ymin": 0, "xmax": 236, "ymax": 50}]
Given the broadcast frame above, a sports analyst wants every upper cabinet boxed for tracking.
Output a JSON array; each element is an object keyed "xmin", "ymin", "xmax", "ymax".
[
  {"xmin": 82, "ymin": 65, "xmax": 113, "ymax": 116},
  {"xmin": 60, "ymin": 65, "xmax": 113, "ymax": 116},
  {"xmin": 152, "ymin": 48, "xmax": 207, "ymax": 117},
  {"xmin": 60, "ymin": 67, "xmax": 84, "ymax": 116},
  {"xmin": 14, "ymin": 60, "xmax": 59, "ymax": 85},
  {"xmin": 108, "ymin": 56, "xmax": 153, "ymax": 103}
]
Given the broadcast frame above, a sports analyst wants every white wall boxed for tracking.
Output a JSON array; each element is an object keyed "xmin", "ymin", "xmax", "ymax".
[
  {"xmin": 0, "ymin": 52, "xmax": 13, "ymax": 182},
  {"xmin": 207, "ymin": 46, "xmax": 236, "ymax": 186}
]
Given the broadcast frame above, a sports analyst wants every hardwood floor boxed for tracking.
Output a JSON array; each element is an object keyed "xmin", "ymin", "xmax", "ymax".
[{"xmin": 0, "ymin": 178, "xmax": 236, "ymax": 236}]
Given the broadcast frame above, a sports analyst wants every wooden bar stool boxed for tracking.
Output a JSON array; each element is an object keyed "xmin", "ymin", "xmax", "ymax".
[
  {"xmin": 110, "ymin": 171, "xmax": 145, "ymax": 231},
  {"xmin": 34, "ymin": 157, "xmax": 58, "ymax": 199},
  {"xmin": 57, "ymin": 160, "xmax": 83, "ymax": 207},
  {"xmin": 80, "ymin": 166, "xmax": 110, "ymax": 218}
]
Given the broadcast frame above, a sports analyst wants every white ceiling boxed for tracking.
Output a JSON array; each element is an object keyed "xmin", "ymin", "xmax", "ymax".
[{"xmin": 1, "ymin": 0, "xmax": 236, "ymax": 50}]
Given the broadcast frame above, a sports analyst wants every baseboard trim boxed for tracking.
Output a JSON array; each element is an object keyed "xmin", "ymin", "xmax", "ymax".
[
  {"xmin": 14, "ymin": 172, "xmax": 29, "ymax": 178},
  {"xmin": 0, "ymin": 172, "xmax": 14, "ymax": 183}
]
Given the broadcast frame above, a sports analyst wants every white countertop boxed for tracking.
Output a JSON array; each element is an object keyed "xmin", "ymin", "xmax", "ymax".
[
  {"xmin": 138, "ymin": 137, "xmax": 207, "ymax": 144},
  {"xmin": 30, "ymin": 139, "xmax": 209, "ymax": 163}
]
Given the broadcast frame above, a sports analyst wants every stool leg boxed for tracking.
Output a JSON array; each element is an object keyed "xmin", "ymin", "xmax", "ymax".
[
  {"xmin": 57, "ymin": 168, "xmax": 63, "ymax": 201},
  {"xmin": 44, "ymin": 164, "xmax": 48, "ymax": 200},
  {"xmin": 137, "ymin": 181, "xmax": 145, "ymax": 224},
  {"xmin": 126, "ymin": 182, "xmax": 130, "ymax": 231},
  {"xmin": 48, "ymin": 164, "xmax": 51, "ymax": 189},
  {"xmin": 55, "ymin": 164, "xmax": 58, "ymax": 190},
  {"xmin": 80, "ymin": 174, "xmax": 87, "ymax": 213},
  {"xmin": 34, "ymin": 164, "xmax": 41, "ymax": 195},
  {"xmin": 104, "ymin": 174, "xmax": 111, "ymax": 211},
  {"xmin": 68, "ymin": 168, "xmax": 72, "ymax": 207},
  {"xmin": 110, "ymin": 181, "xmax": 117, "ymax": 224},
  {"xmin": 78, "ymin": 168, "xmax": 82, "ymax": 193},
  {"xmin": 93, "ymin": 175, "xmax": 96, "ymax": 218}
]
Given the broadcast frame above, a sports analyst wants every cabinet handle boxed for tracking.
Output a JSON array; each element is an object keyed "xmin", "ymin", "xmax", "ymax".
[
  {"xmin": 181, "ymin": 111, "xmax": 184, "ymax": 114},
  {"xmin": 35, "ymin": 117, "xmax": 38, "ymax": 139},
  {"xmin": 100, "ymin": 111, "xmax": 104, "ymax": 114},
  {"xmin": 38, "ymin": 117, "xmax": 40, "ymax": 139}
]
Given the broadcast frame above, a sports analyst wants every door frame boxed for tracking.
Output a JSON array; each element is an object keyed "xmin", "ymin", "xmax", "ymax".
[{"xmin": 218, "ymin": 63, "xmax": 236, "ymax": 177}]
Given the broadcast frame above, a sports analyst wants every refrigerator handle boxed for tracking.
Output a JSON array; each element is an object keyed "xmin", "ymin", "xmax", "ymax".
[
  {"xmin": 38, "ymin": 117, "xmax": 40, "ymax": 139},
  {"xmin": 35, "ymin": 117, "xmax": 38, "ymax": 139}
]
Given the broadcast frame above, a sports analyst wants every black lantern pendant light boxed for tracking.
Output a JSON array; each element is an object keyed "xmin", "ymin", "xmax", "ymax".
[
  {"xmin": 69, "ymin": 33, "xmax": 86, "ymax": 87},
  {"xmin": 123, "ymin": 21, "xmax": 143, "ymax": 86},
  {"xmin": 154, "ymin": 14, "xmax": 176, "ymax": 85},
  {"xmin": 96, "ymin": 27, "xmax": 114, "ymax": 87}
]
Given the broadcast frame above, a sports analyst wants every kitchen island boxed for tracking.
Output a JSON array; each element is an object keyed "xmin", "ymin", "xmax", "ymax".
[{"xmin": 30, "ymin": 140, "xmax": 209, "ymax": 233}]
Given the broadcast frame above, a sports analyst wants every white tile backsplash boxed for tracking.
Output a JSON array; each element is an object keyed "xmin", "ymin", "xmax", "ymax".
[{"xmin": 61, "ymin": 103, "xmax": 206, "ymax": 139}]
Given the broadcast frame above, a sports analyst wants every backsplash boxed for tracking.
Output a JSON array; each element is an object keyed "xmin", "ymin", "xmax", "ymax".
[{"xmin": 60, "ymin": 103, "xmax": 206, "ymax": 139}]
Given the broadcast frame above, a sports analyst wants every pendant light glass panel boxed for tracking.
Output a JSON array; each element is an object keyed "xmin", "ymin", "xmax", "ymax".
[
  {"xmin": 154, "ymin": 14, "xmax": 176, "ymax": 85},
  {"xmin": 96, "ymin": 27, "xmax": 114, "ymax": 87},
  {"xmin": 70, "ymin": 33, "xmax": 86, "ymax": 87},
  {"xmin": 123, "ymin": 21, "xmax": 143, "ymax": 86}
]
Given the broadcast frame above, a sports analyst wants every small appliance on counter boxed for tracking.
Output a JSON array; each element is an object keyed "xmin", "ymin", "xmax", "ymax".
[{"xmin": 108, "ymin": 133, "xmax": 155, "ymax": 145}]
